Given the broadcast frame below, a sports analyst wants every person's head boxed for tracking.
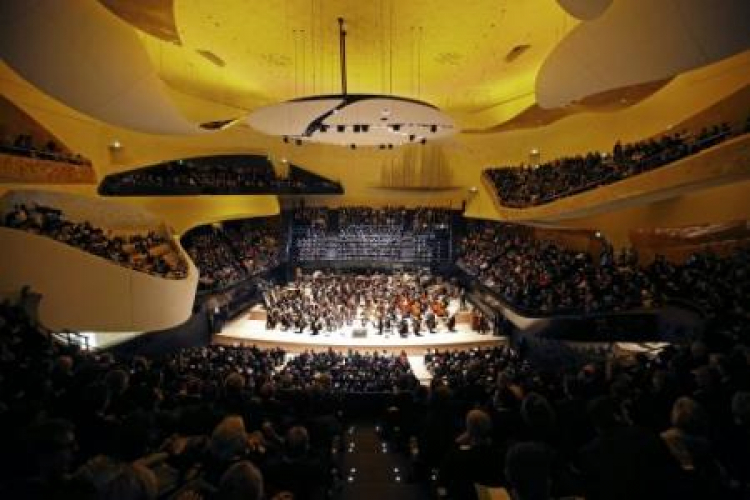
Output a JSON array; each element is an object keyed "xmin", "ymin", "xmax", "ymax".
[
  {"xmin": 56, "ymin": 355, "xmax": 74, "ymax": 375},
  {"xmin": 587, "ymin": 396, "xmax": 620, "ymax": 434},
  {"xmin": 285, "ymin": 426, "xmax": 310, "ymax": 458},
  {"xmin": 75, "ymin": 455, "xmax": 122, "ymax": 495},
  {"xmin": 670, "ymin": 397, "xmax": 707, "ymax": 435},
  {"xmin": 105, "ymin": 369, "xmax": 130, "ymax": 396},
  {"xmin": 693, "ymin": 365, "xmax": 714, "ymax": 390},
  {"xmin": 224, "ymin": 372, "xmax": 245, "ymax": 396},
  {"xmin": 217, "ymin": 461, "xmax": 263, "ymax": 500},
  {"xmin": 505, "ymin": 442, "xmax": 552, "ymax": 500},
  {"xmin": 25, "ymin": 418, "xmax": 77, "ymax": 479},
  {"xmin": 464, "ymin": 409, "xmax": 492, "ymax": 445},
  {"xmin": 210, "ymin": 415, "xmax": 248, "ymax": 461},
  {"xmin": 101, "ymin": 463, "xmax": 157, "ymax": 500},
  {"xmin": 521, "ymin": 393, "xmax": 556, "ymax": 437}
]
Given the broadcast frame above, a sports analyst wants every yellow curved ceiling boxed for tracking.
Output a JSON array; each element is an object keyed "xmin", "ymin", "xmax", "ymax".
[{"xmin": 117, "ymin": 0, "xmax": 580, "ymax": 130}]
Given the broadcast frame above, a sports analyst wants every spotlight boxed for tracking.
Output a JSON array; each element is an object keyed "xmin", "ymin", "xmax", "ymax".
[
  {"xmin": 337, "ymin": 125, "xmax": 346, "ymax": 133},
  {"xmin": 430, "ymin": 124, "xmax": 438, "ymax": 133},
  {"xmin": 282, "ymin": 136, "xmax": 290, "ymax": 143}
]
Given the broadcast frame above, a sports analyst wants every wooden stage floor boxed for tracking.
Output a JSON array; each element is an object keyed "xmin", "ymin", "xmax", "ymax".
[{"xmin": 214, "ymin": 313, "xmax": 505, "ymax": 355}]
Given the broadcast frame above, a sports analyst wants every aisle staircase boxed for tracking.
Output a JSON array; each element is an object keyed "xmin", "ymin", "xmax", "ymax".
[{"xmin": 339, "ymin": 424, "xmax": 430, "ymax": 500}]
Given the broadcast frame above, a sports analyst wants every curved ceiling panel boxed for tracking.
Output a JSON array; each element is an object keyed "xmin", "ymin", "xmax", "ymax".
[
  {"xmin": 537, "ymin": 0, "xmax": 750, "ymax": 109},
  {"xmin": 466, "ymin": 78, "xmax": 672, "ymax": 134},
  {"xmin": 0, "ymin": 0, "xmax": 204, "ymax": 135},
  {"xmin": 98, "ymin": 0, "xmax": 181, "ymax": 44},
  {"xmin": 557, "ymin": 0, "xmax": 613, "ymax": 20}
]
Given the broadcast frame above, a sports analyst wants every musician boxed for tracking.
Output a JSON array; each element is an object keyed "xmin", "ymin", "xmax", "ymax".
[
  {"xmin": 413, "ymin": 318, "xmax": 422, "ymax": 336},
  {"xmin": 376, "ymin": 314, "xmax": 384, "ymax": 335},
  {"xmin": 280, "ymin": 315, "xmax": 291, "ymax": 331},
  {"xmin": 266, "ymin": 310, "xmax": 277, "ymax": 330},
  {"xmin": 446, "ymin": 314, "xmax": 456, "ymax": 332},
  {"xmin": 478, "ymin": 314, "xmax": 489, "ymax": 334},
  {"xmin": 295, "ymin": 314, "xmax": 306, "ymax": 334},
  {"xmin": 399, "ymin": 318, "xmax": 409, "ymax": 337},
  {"xmin": 425, "ymin": 311, "xmax": 437, "ymax": 333},
  {"xmin": 310, "ymin": 317, "xmax": 322, "ymax": 336},
  {"xmin": 325, "ymin": 315, "xmax": 336, "ymax": 332}
]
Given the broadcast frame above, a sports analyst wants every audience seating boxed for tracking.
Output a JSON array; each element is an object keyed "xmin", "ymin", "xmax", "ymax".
[
  {"xmin": 98, "ymin": 156, "xmax": 343, "ymax": 196},
  {"xmin": 291, "ymin": 206, "xmax": 454, "ymax": 265},
  {"xmin": 181, "ymin": 217, "xmax": 283, "ymax": 293},
  {"xmin": 0, "ymin": 133, "xmax": 91, "ymax": 166},
  {"xmin": 485, "ymin": 121, "xmax": 743, "ymax": 207},
  {"xmin": 3, "ymin": 203, "xmax": 188, "ymax": 279}
]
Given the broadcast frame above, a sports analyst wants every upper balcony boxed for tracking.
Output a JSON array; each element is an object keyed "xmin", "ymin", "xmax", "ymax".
[
  {"xmin": 0, "ymin": 190, "xmax": 198, "ymax": 331},
  {"xmin": 481, "ymin": 132, "xmax": 750, "ymax": 222}
]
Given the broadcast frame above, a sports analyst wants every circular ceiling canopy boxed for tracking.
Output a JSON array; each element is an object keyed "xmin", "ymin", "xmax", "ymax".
[{"xmin": 247, "ymin": 94, "xmax": 456, "ymax": 147}]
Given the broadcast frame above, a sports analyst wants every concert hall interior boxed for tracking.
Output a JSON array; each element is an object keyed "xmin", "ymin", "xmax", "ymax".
[{"xmin": 1, "ymin": 1, "xmax": 750, "ymax": 499}]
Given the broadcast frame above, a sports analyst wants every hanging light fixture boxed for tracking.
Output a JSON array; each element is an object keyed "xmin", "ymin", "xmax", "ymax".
[{"xmin": 247, "ymin": 18, "xmax": 456, "ymax": 147}]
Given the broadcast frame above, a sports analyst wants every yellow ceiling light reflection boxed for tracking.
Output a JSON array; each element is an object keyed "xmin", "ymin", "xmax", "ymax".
[
  {"xmin": 137, "ymin": 32, "xmax": 267, "ymax": 121},
  {"xmin": 140, "ymin": 0, "xmax": 579, "ymax": 129}
]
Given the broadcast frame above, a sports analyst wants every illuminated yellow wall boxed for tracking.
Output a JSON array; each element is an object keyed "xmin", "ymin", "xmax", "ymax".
[
  {"xmin": 2, "ymin": 50, "xmax": 749, "ymax": 233},
  {"xmin": 561, "ymin": 179, "xmax": 750, "ymax": 249}
]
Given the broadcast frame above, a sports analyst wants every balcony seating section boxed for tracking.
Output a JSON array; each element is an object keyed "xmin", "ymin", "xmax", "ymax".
[
  {"xmin": 182, "ymin": 216, "xmax": 283, "ymax": 292},
  {"xmin": 485, "ymin": 120, "xmax": 748, "ymax": 207},
  {"xmin": 98, "ymin": 155, "xmax": 343, "ymax": 195},
  {"xmin": 2, "ymin": 202, "xmax": 188, "ymax": 279}
]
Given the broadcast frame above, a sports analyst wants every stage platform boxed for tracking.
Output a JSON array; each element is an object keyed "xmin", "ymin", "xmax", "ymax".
[{"xmin": 214, "ymin": 312, "xmax": 505, "ymax": 355}]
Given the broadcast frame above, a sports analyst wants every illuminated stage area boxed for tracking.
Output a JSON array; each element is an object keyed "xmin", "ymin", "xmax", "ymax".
[{"xmin": 215, "ymin": 306, "xmax": 504, "ymax": 355}]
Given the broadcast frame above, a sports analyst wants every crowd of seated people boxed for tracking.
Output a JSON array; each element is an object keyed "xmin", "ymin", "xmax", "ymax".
[
  {"xmin": 182, "ymin": 217, "xmax": 282, "ymax": 293},
  {"xmin": 291, "ymin": 206, "xmax": 455, "ymax": 263},
  {"xmin": 0, "ymin": 133, "xmax": 91, "ymax": 166},
  {"xmin": 2, "ymin": 268, "xmax": 749, "ymax": 500},
  {"xmin": 0, "ymin": 295, "xmax": 352, "ymax": 499},
  {"xmin": 486, "ymin": 121, "xmax": 739, "ymax": 207},
  {"xmin": 263, "ymin": 270, "xmax": 462, "ymax": 337},
  {"xmin": 458, "ymin": 221, "xmax": 750, "ymax": 323},
  {"xmin": 278, "ymin": 349, "xmax": 418, "ymax": 392},
  {"xmin": 3, "ymin": 204, "xmax": 187, "ymax": 279},
  {"xmin": 98, "ymin": 158, "xmax": 342, "ymax": 196},
  {"xmin": 413, "ymin": 339, "xmax": 750, "ymax": 500},
  {"xmin": 458, "ymin": 222, "xmax": 650, "ymax": 314}
]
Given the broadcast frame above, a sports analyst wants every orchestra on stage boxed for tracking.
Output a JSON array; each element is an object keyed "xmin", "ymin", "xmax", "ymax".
[{"xmin": 261, "ymin": 270, "xmax": 488, "ymax": 337}]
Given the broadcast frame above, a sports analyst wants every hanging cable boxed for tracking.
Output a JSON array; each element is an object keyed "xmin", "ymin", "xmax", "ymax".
[
  {"xmin": 338, "ymin": 17, "xmax": 347, "ymax": 95},
  {"xmin": 389, "ymin": 0, "xmax": 393, "ymax": 94}
]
